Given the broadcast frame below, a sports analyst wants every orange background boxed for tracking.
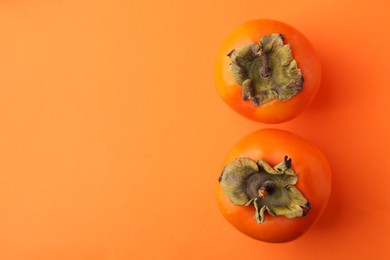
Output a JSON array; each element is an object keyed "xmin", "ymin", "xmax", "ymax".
[{"xmin": 0, "ymin": 0, "xmax": 389, "ymax": 259}]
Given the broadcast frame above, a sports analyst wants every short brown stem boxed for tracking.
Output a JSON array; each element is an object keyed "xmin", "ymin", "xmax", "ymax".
[
  {"xmin": 257, "ymin": 49, "xmax": 272, "ymax": 78},
  {"xmin": 246, "ymin": 173, "xmax": 277, "ymax": 199},
  {"xmin": 257, "ymin": 180, "xmax": 276, "ymax": 199},
  {"xmin": 262, "ymin": 180, "xmax": 276, "ymax": 195},
  {"xmin": 258, "ymin": 188, "xmax": 266, "ymax": 199}
]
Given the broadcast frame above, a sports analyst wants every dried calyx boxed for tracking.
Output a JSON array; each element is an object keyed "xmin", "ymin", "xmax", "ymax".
[
  {"xmin": 228, "ymin": 33, "xmax": 303, "ymax": 106},
  {"xmin": 218, "ymin": 156, "xmax": 310, "ymax": 224}
]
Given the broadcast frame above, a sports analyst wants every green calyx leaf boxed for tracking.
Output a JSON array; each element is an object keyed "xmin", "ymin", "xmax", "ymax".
[
  {"xmin": 228, "ymin": 33, "xmax": 303, "ymax": 106},
  {"xmin": 218, "ymin": 156, "xmax": 310, "ymax": 224},
  {"xmin": 219, "ymin": 158, "xmax": 259, "ymax": 205}
]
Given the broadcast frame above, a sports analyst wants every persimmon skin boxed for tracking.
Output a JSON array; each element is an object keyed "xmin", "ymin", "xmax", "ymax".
[
  {"xmin": 215, "ymin": 19, "xmax": 321, "ymax": 123},
  {"xmin": 216, "ymin": 129, "xmax": 331, "ymax": 242}
]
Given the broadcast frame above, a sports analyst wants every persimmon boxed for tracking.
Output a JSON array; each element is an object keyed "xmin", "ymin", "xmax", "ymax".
[
  {"xmin": 215, "ymin": 19, "xmax": 321, "ymax": 123},
  {"xmin": 216, "ymin": 129, "xmax": 331, "ymax": 242}
]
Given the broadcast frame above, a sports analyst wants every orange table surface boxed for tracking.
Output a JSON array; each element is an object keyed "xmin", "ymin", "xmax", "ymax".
[{"xmin": 0, "ymin": 1, "xmax": 389, "ymax": 259}]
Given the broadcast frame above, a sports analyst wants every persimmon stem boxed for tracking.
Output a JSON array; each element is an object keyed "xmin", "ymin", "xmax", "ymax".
[
  {"xmin": 257, "ymin": 49, "xmax": 272, "ymax": 78},
  {"xmin": 258, "ymin": 181, "xmax": 276, "ymax": 199},
  {"xmin": 246, "ymin": 174, "xmax": 276, "ymax": 199}
]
